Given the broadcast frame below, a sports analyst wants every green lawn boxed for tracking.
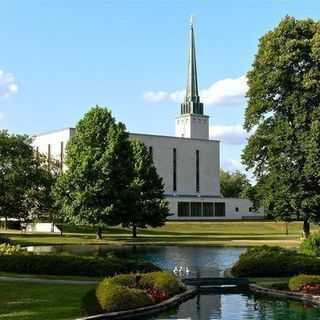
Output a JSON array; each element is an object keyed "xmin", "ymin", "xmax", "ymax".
[
  {"xmin": 0, "ymin": 281, "xmax": 94, "ymax": 320},
  {"xmin": 0, "ymin": 276, "xmax": 292, "ymax": 320},
  {"xmin": 1, "ymin": 221, "xmax": 317, "ymax": 248}
]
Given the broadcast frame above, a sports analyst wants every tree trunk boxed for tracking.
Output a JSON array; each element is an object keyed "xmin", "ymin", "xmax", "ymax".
[
  {"xmin": 96, "ymin": 227, "xmax": 103, "ymax": 240},
  {"xmin": 4, "ymin": 217, "xmax": 7, "ymax": 230},
  {"xmin": 285, "ymin": 222, "xmax": 288, "ymax": 236},
  {"xmin": 132, "ymin": 225, "xmax": 137, "ymax": 238},
  {"xmin": 303, "ymin": 216, "xmax": 310, "ymax": 238}
]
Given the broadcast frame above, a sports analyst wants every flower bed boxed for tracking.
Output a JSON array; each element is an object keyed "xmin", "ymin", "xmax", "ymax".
[
  {"xmin": 82, "ymin": 272, "xmax": 186, "ymax": 316},
  {"xmin": 289, "ymin": 274, "xmax": 320, "ymax": 294}
]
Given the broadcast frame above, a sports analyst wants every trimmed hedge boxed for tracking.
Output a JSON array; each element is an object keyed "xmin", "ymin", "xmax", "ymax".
[
  {"xmin": 0, "ymin": 254, "xmax": 159, "ymax": 277},
  {"xmin": 96, "ymin": 282, "xmax": 153, "ymax": 312},
  {"xmin": 300, "ymin": 232, "xmax": 320, "ymax": 256},
  {"xmin": 139, "ymin": 271, "xmax": 185, "ymax": 296},
  {"xmin": 82, "ymin": 272, "xmax": 185, "ymax": 315},
  {"xmin": 231, "ymin": 246, "xmax": 320, "ymax": 277},
  {"xmin": 289, "ymin": 274, "xmax": 320, "ymax": 291}
]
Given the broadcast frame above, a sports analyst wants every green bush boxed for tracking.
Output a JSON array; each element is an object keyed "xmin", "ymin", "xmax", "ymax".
[
  {"xmin": 96, "ymin": 282, "xmax": 153, "ymax": 312},
  {"xmin": 106, "ymin": 274, "xmax": 137, "ymax": 287},
  {"xmin": 139, "ymin": 271, "xmax": 185, "ymax": 296},
  {"xmin": 300, "ymin": 232, "xmax": 320, "ymax": 256},
  {"xmin": 289, "ymin": 274, "xmax": 320, "ymax": 291},
  {"xmin": 0, "ymin": 244, "xmax": 25, "ymax": 256},
  {"xmin": 231, "ymin": 245, "xmax": 320, "ymax": 277},
  {"xmin": 0, "ymin": 254, "xmax": 159, "ymax": 277}
]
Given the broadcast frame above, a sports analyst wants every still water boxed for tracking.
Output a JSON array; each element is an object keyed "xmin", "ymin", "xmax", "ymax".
[
  {"xmin": 148, "ymin": 292, "xmax": 320, "ymax": 320},
  {"xmin": 27, "ymin": 244, "xmax": 320, "ymax": 319},
  {"xmin": 26, "ymin": 245, "xmax": 245, "ymax": 277}
]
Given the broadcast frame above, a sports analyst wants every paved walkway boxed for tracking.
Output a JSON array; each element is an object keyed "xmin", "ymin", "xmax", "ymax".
[{"xmin": 0, "ymin": 275, "xmax": 98, "ymax": 285}]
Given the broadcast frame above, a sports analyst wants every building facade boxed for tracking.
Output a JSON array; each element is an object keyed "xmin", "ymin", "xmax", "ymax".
[{"xmin": 32, "ymin": 21, "xmax": 262, "ymax": 220}]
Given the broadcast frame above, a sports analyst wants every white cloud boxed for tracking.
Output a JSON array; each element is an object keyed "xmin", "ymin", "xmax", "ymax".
[
  {"xmin": 221, "ymin": 158, "xmax": 244, "ymax": 172},
  {"xmin": 210, "ymin": 124, "xmax": 252, "ymax": 145},
  {"xmin": 0, "ymin": 70, "xmax": 18, "ymax": 98},
  {"xmin": 143, "ymin": 75, "xmax": 247, "ymax": 106}
]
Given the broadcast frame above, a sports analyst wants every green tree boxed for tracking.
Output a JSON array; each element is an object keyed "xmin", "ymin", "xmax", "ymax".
[
  {"xmin": 123, "ymin": 140, "xmax": 169, "ymax": 238},
  {"xmin": 0, "ymin": 131, "xmax": 34, "ymax": 228},
  {"xmin": 0, "ymin": 130, "xmax": 57, "ymax": 229},
  {"xmin": 53, "ymin": 106, "xmax": 134, "ymax": 239},
  {"xmin": 242, "ymin": 16, "xmax": 320, "ymax": 237},
  {"xmin": 27, "ymin": 154, "xmax": 60, "ymax": 230},
  {"xmin": 220, "ymin": 169, "xmax": 250, "ymax": 198}
]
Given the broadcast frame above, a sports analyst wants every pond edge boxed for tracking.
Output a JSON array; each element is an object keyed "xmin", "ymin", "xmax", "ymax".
[
  {"xmin": 250, "ymin": 284, "xmax": 320, "ymax": 306},
  {"xmin": 76, "ymin": 288, "xmax": 197, "ymax": 320}
]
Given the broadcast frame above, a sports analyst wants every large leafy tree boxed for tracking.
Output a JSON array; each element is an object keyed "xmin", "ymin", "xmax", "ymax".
[
  {"xmin": 242, "ymin": 16, "xmax": 320, "ymax": 237},
  {"xmin": 0, "ymin": 130, "xmax": 57, "ymax": 228},
  {"xmin": 220, "ymin": 169, "xmax": 251, "ymax": 198},
  {"xmin": 123, "ymin": 140, "xmax": 169, "ymax": 238},
  {"xmin": 54, "ymin": 106, "xmax": 134, "ymax": 239}
]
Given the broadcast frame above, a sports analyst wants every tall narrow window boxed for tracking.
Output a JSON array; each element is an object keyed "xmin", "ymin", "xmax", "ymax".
[
  {"xmin": 149, "ymin": 146, "xmax": 153, "ymax": 159},
  {"xmin": 60, "ymin": 141, "xmax": 64, "ymax": 172},
  {"xmin": 196, "ymin": 150, "xmax": 200, "ymax": 192},
  {"xmin": 173, "ymin": 148, "xmax": 177, "ymax": 192}
]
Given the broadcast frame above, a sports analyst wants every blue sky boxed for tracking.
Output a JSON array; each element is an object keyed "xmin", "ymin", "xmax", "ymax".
[{"xmin": 1, "ymin": 0, "xmax": 320, "ymax": 174}]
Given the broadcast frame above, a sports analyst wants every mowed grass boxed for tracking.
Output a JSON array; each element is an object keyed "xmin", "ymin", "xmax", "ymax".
[
  {"xmin": 2, "ymin": 221, "xmax": 318, "ymax": 248},
  {"xmin": 0, "ymin": 281, "xmax": 94, "ymax": 320}
]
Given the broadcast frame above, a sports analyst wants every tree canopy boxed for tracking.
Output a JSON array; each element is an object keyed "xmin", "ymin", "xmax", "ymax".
[
  {"xmin": 242, "ymin": 16, "xmax": 320, "ymax": 237},
  {"xmin": 0, "ymin": 130, "xmax": 57, "ymax": 228},
  {"xmin": 54, "ymin": 106, "xmax": 168, "ymax": 238},
  {"xmin": 124, "ymin": 139, "xmax": 169, "ymax": 237},
  {"xmin": 220, "ymin": 169, "xmax": 251, "ymax": 198},
  {"xmin": 54, "ymin": 106, "xmax": 133, "ymax": 238}
]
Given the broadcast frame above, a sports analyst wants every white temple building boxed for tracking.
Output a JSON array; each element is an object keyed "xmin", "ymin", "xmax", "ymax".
[{"xmin": 33, "ymin": 22, "xmax": 262, "ymax": 220}]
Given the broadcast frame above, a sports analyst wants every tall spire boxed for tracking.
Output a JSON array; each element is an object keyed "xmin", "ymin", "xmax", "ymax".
[
  {"xmin": 181, "ymin": 17, "xmax": 203, "ymax": 115},
  {"xmin": 186, "ymin": 16, "xmax": 199, "ymax": 101}
]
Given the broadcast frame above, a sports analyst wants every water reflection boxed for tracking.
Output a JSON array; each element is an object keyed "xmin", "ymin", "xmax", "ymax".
[
  {"xmin": 147, "ymin": 293, "xmax": 320, "ymax": 320},
  {"xmin": 26, "ymin": 245, "xmax": 246, "ymax": 277}
]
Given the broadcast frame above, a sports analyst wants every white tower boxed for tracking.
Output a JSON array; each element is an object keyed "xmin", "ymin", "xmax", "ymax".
[{"xmin": 175, "ymin": 19, "xmax": 209, "ymax": 140}]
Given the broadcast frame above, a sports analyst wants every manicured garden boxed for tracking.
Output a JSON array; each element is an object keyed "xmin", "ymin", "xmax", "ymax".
[{"xmin": 2, "ymin": 221, "xmax": 316, "ymax": 248}]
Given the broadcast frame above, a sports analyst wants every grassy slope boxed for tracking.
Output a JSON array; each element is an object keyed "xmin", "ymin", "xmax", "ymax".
[
  {"xmin": 2, "ymin": 221, "xmax": 316, "ymax": 248},
  {"xmin": 0, "ymin": 281, "xmax": 94, "ymax": 320}
]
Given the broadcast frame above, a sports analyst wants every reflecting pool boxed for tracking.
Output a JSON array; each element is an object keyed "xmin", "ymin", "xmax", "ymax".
[
  {"xmin": 147, "ymin": 292, "xmax": 320, "ymax": 320},
  {"xmin": 26, "ymin": 245, "xmax": 246, "ymax": 277}
]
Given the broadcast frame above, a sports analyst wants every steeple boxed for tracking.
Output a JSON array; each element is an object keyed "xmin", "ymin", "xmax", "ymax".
[
  {"xmin": 176, "ymin": 18, "xmax": 209, "ymax": 140},
  {"xmin": 181, "ymin": 17, "xmax": 204, "ymax": 115}
]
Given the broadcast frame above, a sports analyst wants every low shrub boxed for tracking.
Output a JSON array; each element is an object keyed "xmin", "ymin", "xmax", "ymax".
[
  {"xmin": 139, "ymin": 271, "xmax": 185, "ymax": 296},
  {"xmin": 0, "ymin": 244, "xmax": 25, "ymax": 256},
  {"xmin": 106, "ymin": 274, "xmax": 137, "ymax": 287},
  {"xmin": 231, "ymin": 245, "xmax": 320, "ymax": 277},
  {"xmin": 96, "ymin": 282, "xmax": 153, "ymax": 312},
  {"xmin": 300, "ymin": 232, "xmax": 320, "ymax": 256},
  {"xmin": 0, "ymin": 254, "xmax": 159, "ymax": 277},
  {"xmin": 289, "ymin": 274, "xmax": 320, "ymax": 292},
  {"xmin": 93, "ymin": 271, "xmax": 185, "ymax": 313}
]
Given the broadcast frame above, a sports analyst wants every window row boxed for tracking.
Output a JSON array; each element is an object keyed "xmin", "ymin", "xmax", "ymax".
[{"xmin": 177, "ymin": 202, "xmax": 225, "ymax": 217}]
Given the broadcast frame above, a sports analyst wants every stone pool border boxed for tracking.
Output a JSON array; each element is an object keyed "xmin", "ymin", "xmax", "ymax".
[
  {"xmin": 76, "ymin": 288, "xmax": 197, "ymax": 320},
  {"xmin": 250, "ymin": 284, "xmax": 320, "ymax": 306}
]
